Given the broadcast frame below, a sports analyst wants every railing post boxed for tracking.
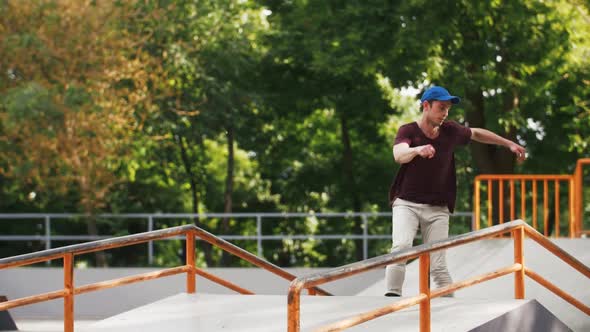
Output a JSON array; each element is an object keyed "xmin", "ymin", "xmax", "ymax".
[
  {"xmin": 148, "ymin": 215, "xmax": 154, "ymax": 265},
  {"xmin": 510, "ymin": 180, "xmax": 515, "ymax": 221},
  {"xmin": 44, "ymin": 216, "xmax": 51, "ymax": 251},
  {"xmin": 487, "ymin": 179, "xmax": 493, "ymax": 228},
  {"xmin": 362, "ymin": 214, "xmax": 368, "ymax": 260},
  {"xmin": 513, "ymin": 226, "xmax": 525, "ymax": 299},
  {"xmin": 544, "ymin": 180, "xmax": 549, "ymax": 236},
  {"xmin": 521, "ymin": 179, "xmax": 526, "ymax": 221},
  {"xmin": 499, "ymin": 180, "xmax": 505, "ymax": 224},
  {"xmin": 186, "ymin": 231, "xmax": 196, "ymax": 294},
  {"xmin": 532, "ymin": 180, "xmax": 537, "ymax": 229},
  {"xmin": 569, "ymin": 177, "xmax": 575, "ymax": 238},
  {"xmin": 288, "ymin": 283, "xmax": 303, "ymax": 332},
  {"xmin": 419, "ymin": 253, "xmax": 431, "ymax": 332},
  {"xmin": 63, "ymin": 253, "xmax": 74, "ymax": 332},
  {"xmin": 45, "ymin": 216, "xmax": 51, "ymax": 266},
  {"xmin": 555, "ymin": 180, "xmax": 560, "ymax": 237},
  {"xmin": 574, "ymin": 160, "xmax": 582, "ymax": 237},
  {"xmin": 257, "ymin": 215, "xmax": 263, "ymax": 257},
  {"xmin": 474, "ymin": 179, "xmax": 480, "ymax": 230}
]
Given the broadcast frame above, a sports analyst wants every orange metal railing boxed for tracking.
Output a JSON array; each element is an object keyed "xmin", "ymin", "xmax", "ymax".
[
  {"xmin": 473, "ymin": 174, "xmax": 575, "ymax": 237},
  {"xmin": 0, "ymin": 225, "xmax": 331, "ymax": 332},
  {"xmin": 286, "ymin": 220, "xmax": 590, "ymax": 332},
  {"xmin": 1, "ymin": 221, "xmax": 587, "ymax": 332},
  {"xmin": 473, "ymin": 158, "xmax": 590, "ymax": 237}
]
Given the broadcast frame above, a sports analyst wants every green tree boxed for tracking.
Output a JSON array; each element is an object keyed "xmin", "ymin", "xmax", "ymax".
[
  {"xmin": 0, "ymin": 1, "xmax": 162, "ymax": 265},
  {"xmin": 419, "ymin": 0, "xmax": 590, "ymax": 221},
  {"xmin": 126, "ymin": 0, "xmax": 276, "ymax": 265},
  {"xmin": 256, "ymin": 0, "xmax": 436, "ymax": 263}
]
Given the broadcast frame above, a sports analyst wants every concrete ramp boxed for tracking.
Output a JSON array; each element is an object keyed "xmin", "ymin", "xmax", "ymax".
[
  {"xmin": 357, "ymin": 239, "xmax": 589, "ymax": 331},
  {"xmin": 83, "ymin": 293, "xmax": 565, "ymax": 332},
  {"xmin": 471, "ymin": 299, "xmax": 571, "ymax": 332}
]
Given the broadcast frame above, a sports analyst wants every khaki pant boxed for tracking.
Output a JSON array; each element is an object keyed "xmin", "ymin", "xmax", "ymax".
[{"xmin": 385, "ymin": 198, "xmax": 453, "ymax": 296}]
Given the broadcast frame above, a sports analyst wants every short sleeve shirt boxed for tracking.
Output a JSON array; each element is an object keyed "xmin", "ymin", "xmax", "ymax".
[{"xmin": 388, "ymin": 121, "xmax": 471, "ymax": 213}]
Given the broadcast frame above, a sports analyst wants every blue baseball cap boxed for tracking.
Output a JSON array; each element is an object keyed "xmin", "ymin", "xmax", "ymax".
[{"xmin": 420, "ymin": 86, "xmax": 461, "ymax": 104}]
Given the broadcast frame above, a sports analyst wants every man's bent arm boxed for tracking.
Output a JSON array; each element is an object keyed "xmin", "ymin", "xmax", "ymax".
[{"xmin": 393, "ymin": 143, "xmax": 434, "ymax": 164}]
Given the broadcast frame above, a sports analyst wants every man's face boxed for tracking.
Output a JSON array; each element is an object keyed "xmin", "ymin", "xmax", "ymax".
[{"xmin": 424, "ymin": 100, "xmax": 452, "ymax": 126}]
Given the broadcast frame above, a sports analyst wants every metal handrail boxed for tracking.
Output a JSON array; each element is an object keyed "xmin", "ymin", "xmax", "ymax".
[
  {"xmin": 286, "ymin": 220, "xmax": 590, "ymax": 332},
  {"xmin": 0, "ymin": 224, "xmax": 332, "ymax": 332}
]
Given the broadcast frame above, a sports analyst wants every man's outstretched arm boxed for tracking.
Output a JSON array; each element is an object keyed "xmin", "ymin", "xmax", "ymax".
[{"xmin": 470, "ymin": 128, "xmax": 527, "ymax": 162}]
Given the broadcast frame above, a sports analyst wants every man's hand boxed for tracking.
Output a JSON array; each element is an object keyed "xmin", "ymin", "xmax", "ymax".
[
  {"xmin": 416, "ymin": 144, "xmax": 435, "ymax": 159},
  {"xmin": 509, "ymin": 143, "xmax": 527, "ymax": 163},
  {"xmin": 393, "ymin": 142, "xmax": 435, "ymax": 163}
]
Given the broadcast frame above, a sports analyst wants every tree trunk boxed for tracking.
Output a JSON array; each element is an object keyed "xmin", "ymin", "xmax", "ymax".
[
  {"xmin": 176, "ymin": 133, "xmax": 214, "ymax": 266},
  {"xmin": 86, "ymin": 214, "xmax": 108, "ymax": 267},
  {"xmin": 465, "ymin": 85, "xmax": 494, "ymax": 173},
  {"xmin": 78, "ymin": 174, "xmax": 108, "ymax": 267},
  {"xmin": 465, "ymin": 86, "xmax": 519, "ymax": 225},
  {"xmin": 340, "ymin": 114, "xmax": 364, "ymax": 261},
  {"xmin": 220, "ymin": 123, "xmax": 235, "ymax": 266}
]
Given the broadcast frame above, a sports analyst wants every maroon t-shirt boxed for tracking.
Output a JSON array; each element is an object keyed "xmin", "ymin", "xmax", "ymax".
[{"xmin": 388, "ymin": 121, "xmax": 471, "ymax": 213}]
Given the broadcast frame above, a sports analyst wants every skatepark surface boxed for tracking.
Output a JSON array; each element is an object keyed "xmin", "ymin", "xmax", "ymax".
[{"xmin": 5, "ymin": 238, "xmax": 589, "ymax": 331}]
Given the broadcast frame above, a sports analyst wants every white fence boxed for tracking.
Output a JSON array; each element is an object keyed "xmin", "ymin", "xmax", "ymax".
[{"xmin": 0, "ymin": 212, "xmax": 473, "ymax": 263}]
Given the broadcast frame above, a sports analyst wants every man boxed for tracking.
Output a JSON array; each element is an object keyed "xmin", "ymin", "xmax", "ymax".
[{"xmin": 385, "ymin": 86, "xmax": 526, "ymax": 297}]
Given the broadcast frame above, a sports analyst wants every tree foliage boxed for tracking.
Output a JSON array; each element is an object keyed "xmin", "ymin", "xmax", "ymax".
[
  {"xmin": 0, "ymin": 1, "xmax": 161, "ymax": 213},
  {"xmin": 0, "ymin": 0, "xmax": 588, "ymax": 267}
]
